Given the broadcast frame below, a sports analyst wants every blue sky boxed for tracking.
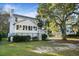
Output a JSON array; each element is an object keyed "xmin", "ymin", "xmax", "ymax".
[{"xmin": 0, "ymin": 3, "xmax": 38, "ymax": 18}]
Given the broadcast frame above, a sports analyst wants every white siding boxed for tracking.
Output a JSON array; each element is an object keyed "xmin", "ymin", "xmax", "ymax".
[
  {"xmin": 66, "ymin": 25, "xmax": 75, "ymax": 35},
  {"xmin": 8, "ymin": 14, "xmax": 46, "ymax": 38},
  {"xmin": 15, "ymin": 20, "xmax": 38, "ymax": 33}
]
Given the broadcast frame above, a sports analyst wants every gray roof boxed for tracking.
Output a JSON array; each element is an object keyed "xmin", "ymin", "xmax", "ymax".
[{"xmin": 14, "ymin": 14, "xmax": 35, "ymax": 19}]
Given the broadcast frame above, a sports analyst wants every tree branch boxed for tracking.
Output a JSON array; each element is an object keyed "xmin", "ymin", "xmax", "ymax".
[{"xmin": 52, "ymin": 15, "xmax": 62, "ymax": 25}]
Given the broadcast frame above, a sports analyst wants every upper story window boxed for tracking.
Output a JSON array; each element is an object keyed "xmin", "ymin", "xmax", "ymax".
[{"xmin": 15, "ymin": 17, "xmax": 18, "ymax": 22}]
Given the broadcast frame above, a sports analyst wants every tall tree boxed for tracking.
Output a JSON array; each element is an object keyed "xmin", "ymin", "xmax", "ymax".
[
  {"xmin": 37, "ymin": 4, "xmax": 57, "ymax": 35},
  {"xmin": 37, "ymin": 3, "xmax": 76, "ymax": 40},
  {"xmin": 0, "ymin": 13, "xmax": 10, "ymax": 34}
]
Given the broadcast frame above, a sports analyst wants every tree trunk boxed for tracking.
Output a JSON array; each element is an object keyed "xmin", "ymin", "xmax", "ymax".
[
  {"xmin": 47, "ymin": 20, "xmax": 50, "ymax": 35},
  {"xmin": 60, "ymin": 23, "xmax": 67, "ymax": 40},
  {"xmin": 62, "ymin": 31, "xmax": 67, "ymax": 40}
]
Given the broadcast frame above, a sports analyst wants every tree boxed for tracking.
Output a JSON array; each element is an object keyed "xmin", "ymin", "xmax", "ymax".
[
  {"xmin": 0, "ymin": 13, "xmax": 10, "ymax": 35},
  {"xmin": 37, "ymin": 3, "xmax": 76, "ymax": 40},
  {"xmin": 37, "ymin": 4, "xmax": 58, "ymax": 35}
]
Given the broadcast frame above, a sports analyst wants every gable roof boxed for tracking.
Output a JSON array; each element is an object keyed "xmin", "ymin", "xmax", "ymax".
[{"xmin": 13, "ymin": 14, "xmax": 37, "ymax": 25}]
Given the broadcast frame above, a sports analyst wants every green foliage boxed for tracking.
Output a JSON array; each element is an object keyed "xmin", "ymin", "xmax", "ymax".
[
  {"xmin": 37, "ymin": 3, "xmax": 76, "ymax": 40},
  {"xmin": 0, "ymin": 14, "xmax": 9, "ymax": 34},
  {"xmin": 49, "ymin": 20, "xmax": 59, "ymax": 32},
  {"xmin": 32, "ymin": 36, "xmax": 38, "ymax": 41},
  {"xmin": 1, "ymin": 39, "xmax": 79, "ymax": 56},
  {"xmin": 0, "ymin": 38, "xmax": 2, "ymax": 41},
  {"xmin": 13, "ymin": 36, "xmax": 31, "ymax": 42},
  {"xmin": 37, "ymin": 20, "xmax": 43, "ymax": 28},
  {"xmin": 42, "ymin": 34, "xmax": 47, "ymax": 41},
  {"xmin": 0, "ymin": 40, "xmax": 56, "ymax": 56}
]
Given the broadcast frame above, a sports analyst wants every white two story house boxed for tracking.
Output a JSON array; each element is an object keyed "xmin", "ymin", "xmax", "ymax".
[
  {"xmin": 0, "ymin": 7, "xmax": 47, "ymax": 42},
  {"xmin": 8, "ymin": 14, "xmax": 38, "ymax": 36},
  {"xmin": 8, "ymin": 13, "xmax": 46, "ymax": 42}
]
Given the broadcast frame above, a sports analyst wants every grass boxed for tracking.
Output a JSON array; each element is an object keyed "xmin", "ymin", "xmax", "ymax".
[
  {"xmin": 0, "ymin": 39, "xmax": 56, "ymax": 56},
  {"xmin": 0, "ymin": 38, "xmax": 79, "ymax": 56}
]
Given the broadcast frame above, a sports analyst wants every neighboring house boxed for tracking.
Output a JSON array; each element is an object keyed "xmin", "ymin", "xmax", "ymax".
[{"xmin": 66, "ymin": 14, "xmax": 78, "ymax": 35}]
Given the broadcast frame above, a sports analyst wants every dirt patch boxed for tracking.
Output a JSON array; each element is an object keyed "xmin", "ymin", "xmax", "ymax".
[
  {"xmin": 32, "ymin": 46, "xmax": 54, "ymax": 53},
  {"xmin": 32, "ymin": 40, "xmax": 79, "ymax": 54}
]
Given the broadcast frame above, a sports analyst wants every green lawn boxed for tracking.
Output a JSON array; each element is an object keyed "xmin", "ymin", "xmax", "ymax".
[
  {"xmin": 0, "ymin": 38, "xmax": 79, "ymax": 56},
  {"xmin": 0, "ymin": 39, "xmax": 54, "ymax": 56}
]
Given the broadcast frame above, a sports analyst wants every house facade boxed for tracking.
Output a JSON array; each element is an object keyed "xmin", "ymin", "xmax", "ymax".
[
  {"xmin": 0, "ymin": 7, "xmax": 47, "ymax": 42},
  {"xmin": 8, "ymin": 13, "xmax": 47, "ymax": 42},
  {"xmin": 66, "ymin": 13, "xmax": 78, "ymax": 35},
  {"xmin": 8, "ymin": 14, "xmax": 38, "ymax": 37}
]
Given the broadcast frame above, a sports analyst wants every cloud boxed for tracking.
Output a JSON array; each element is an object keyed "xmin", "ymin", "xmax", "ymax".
[
  {"xmin": 4, "ymin": 4, "xmax": 15, "ymax": 9},
  {"xmin": 3, "ymin": 4, "xmax": 16, "ymax": 13},
  {"xmin": 3, "ymin": 4, "xmax": 37, "ymax": 18}
]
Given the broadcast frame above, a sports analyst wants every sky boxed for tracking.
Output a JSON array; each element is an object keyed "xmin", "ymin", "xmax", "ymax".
[{"xmin": 0, "ymin": 3, "xmax": 38, "ymax": 18}]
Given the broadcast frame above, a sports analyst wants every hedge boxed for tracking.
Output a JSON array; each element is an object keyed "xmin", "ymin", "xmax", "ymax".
[
  {"xmin": 42, "ymin": 34, "xmax": 47, "ymax": 41},
  {"xmin": 32, "ymin": 36, "xmax": 38, "ymax": 41},
  {"xmin": 13, "ymin": 35, "xmax": 31, "ymax": 42}
]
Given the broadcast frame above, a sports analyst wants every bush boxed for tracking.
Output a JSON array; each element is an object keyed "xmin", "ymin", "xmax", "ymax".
[
  {"xmin": 67, "ymin": 34, "xmax": 79, "ymax": 38},
  {"xmin": 0, "ymin": 38, "xmax": 2, "ymax": 41},
  {"xmin": 8, "ymin": 37, "xmax": 10, "ymax": 42},
  {"xmin": 42, "ymin": 34, "xmax": 47, "ymax": 41},
  {"xmin": 13, "ymin": 35, "xmax": 31, "ymax": 42},
  {"xmin": 32, "ymin": 36, "xmax": 38, "ymax": 41},
  {"xmin": 0, "ymin": 34, "xmax": 2, "ymax": 41},
  {"xmin": 25, "ymin": 36, "xmax": 31, "ymax": 41}
]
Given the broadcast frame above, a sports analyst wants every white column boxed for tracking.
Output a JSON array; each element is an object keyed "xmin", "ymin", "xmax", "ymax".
[
  {"xmin": 38, "ymin": 29, "xmax": 42, "ymax": 40},
  {"xmin": 30, "ymin": 33, "xmax": 33, "ymax": 41}
]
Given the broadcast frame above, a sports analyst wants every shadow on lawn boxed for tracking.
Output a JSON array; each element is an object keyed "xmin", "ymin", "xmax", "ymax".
[{"xmin": 52, "ymin": 39, "xmax": 79, "ymax": 44}]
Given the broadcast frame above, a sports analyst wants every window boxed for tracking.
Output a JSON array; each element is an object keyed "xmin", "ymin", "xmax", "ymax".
[
  {"xmin": 16, "ymin": 25, "xmax": 19, "ymax": 30},
  {"xmin": 26, "ymin": 26, "xmax": 27, "ymax": 30},
  {"xmin": 66, "ymin": 30, "xmax": 69, "ymax": 32},
  {"xmin": 28, "ymin": 26, "xmax": 32, "ymax": 30},
  {"xmin": 33, "ymin": 26, "xmax": 37, "ymax": 31},
  {"xmin": 15, "ymin": 17, "xmax": 18, "ymax": 22},
  {"xmin": 30, "ymin": 26, "xmax": 32, "ymax": 30},
  {"xmin": 28, "ymin": 26, "xmax": 30, "ymax": 30},
  {"xmin": 20, "ymin": 25, "xmax": 21, "ymax": 28},
  {"xmin": 23, "ymin": 25, "xmax": 25, "ymax": 30}
]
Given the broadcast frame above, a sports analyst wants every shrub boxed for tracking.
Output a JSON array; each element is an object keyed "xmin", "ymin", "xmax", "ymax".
[
  {"xmin": 0, "ymin": 34, "xmax": 2, "ymax": 41},
  {"xmin": 0, "ymin": 38, "xmax": 2, "ymax": 41},
  {"xmin": 13, "ymin": 35, "xmax": 31, "ymax": 42},
  {"xmin": 25, "ymin": 36, "xmax": 31, "ymax": 41},
  {"xmin": 42, "ymin": 34, "xmax": 47, "ymax": 41},
  {"xmin": 32, "ymin": 36, "xmax": 38, "ymax": 41},
  {"xmin": 67, "ymin": 34, "xmax": 79, "ymax": 38},
  {"xmin": 8, "ymin": 37, "xmax": 10, "ymax": 42}
]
